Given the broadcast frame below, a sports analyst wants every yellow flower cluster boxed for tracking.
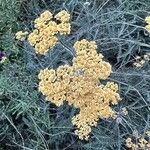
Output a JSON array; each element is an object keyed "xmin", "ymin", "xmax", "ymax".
[
  {"xmin": 126, "ymin": 138, "xmax": 138, "ymax": 149},
  {"xmin": 146, "ymin": 130, "xmax": 150, "ymax": 136},
  {"xmin": 126, "ymin": 130, "xmax": 150, "ymax": 149},
  {"xmin": 38, "ymin": 39, "xmax": 120, "ymax": 140},
  {"xmin": 16, "ymin": 10, "xmax": 71, "ymax": 54},
  {"xmin": 15, "ymin": 31, "xmax": 29, "ymax": 41},
  {"xmin": 133, "ymin": 54, "xmax": 150, "ymax": 67},
  {"xmin": 145, "ymin": 16, "xmax": 150, "ymax": 32}
]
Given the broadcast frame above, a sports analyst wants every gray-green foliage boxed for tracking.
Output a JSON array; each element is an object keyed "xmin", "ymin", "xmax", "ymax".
[
  {"xmin": 0, "ymin": 0, "xmax": 19, "ymax": 53},
  {"xmin": 0, "ymin": 0, "xmax": 150, "ymax": 150},
  {"xmin": 0, "ymin": 63, "xmax": 78, "ymax": 149}
]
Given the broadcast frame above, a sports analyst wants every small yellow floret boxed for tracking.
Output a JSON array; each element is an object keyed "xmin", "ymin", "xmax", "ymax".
[
  {"xmin": 147, "ymin": 143, "xmax": 150, "ymax": 148},
  {"xmin": 145, "ymin": 16, "xmax": 150, "ymax": 23},
  {"xmin": 146, "ymin": 130, "xmax": 150, "ymax": 136},
  {"xmin": 144, "ymin": 54, "xmax": 150, "ymax": 61},
  {"xmin": 125, "ymin": 138, "xmax": 133, "ymax": 148},
  {"xmin": 40, "ymin": 10, "xmax": 53, "ymax": 20},
  {"xmin": 54, "ymin": 10, "xmax": 70, "ymax": 23},
  {"xmin": 138, "ymin": 138, "xmax": 148, "ymax": 148},
  {"xmin": 131, "ymin": 144, "xmax": 139, "ymax": 149},
  {"xmin": 145, "ymin": 16, "xmax": 150, "ymax": 32},
  {"xmin": 15, "ymin": 31, "xmax": 28, "ymax": 41},
  {"xmin": 57, "ymin": 23, "xmax": 71, "ymax": 35}
]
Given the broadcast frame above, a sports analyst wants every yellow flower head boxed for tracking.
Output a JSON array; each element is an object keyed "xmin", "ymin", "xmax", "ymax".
[
  {"xmin": 40, "ymin": 10, "xmax": 53, "ymax": 21},
  {"xmin": 16, "ymin": 10, "xmax": 71, "ymax": 54},
  {"xmin": 146, "ymin": 130, "xmax": 150, "ymax": 136},
  {"xmin": 144, "ymin": 54, "xmax": 150, "ymax": 61},
  {"xmin": 147, "ymin": 143, "xmax": 150, "ymax": 148},
  {"xmin": 125, "ymin": 138, "xmax": 133, "ymax": 148},
  {"xmin": 38, "ymin": 39, "xmax": 120, "ymax": 140},
  {"xmin": 27, "ymin": 10, "xmax": 71, "ymax": 54},
  {"xmin": 145, "ymin": 16, "xmax": 150, "ymax": 32},
  {"xmin": 145, "ymin": 16, "xmax": 150, "ymax": 23},
  {"xmin": 57, "ymin": 23, "xmax": 71, "ymax": 35},
  {"xmin": 131, "ymin": 144, "xmax": 139, "ymax": 149},
  {"xmin": 138, "ymin": 138, "xmax": 148, "ymax": 148}
]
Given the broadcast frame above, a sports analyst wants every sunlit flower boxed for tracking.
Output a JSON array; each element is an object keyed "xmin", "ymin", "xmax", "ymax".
[
  {"xmin": 145, "ymin": 16, "xmax": 150, "ymax": 22},
  {"xmin": 15, "ymin": 31, "xmax": 28, "ymax": 41},
  {"xmin": 131, "ymin": 144, "xmax": 138, "ymax": 150},
  {"xmin": 16, "ymin": 10, "xmax": 71, "ymax": 54},
  {"xmin": 38, "ymin": 39, "xmax": 120, "ymax": 140},
  {"xmin": 126, "ymin": 138, "xmax": 133, "ymax": 148},
  {"xmin": 54, "ymin": 10, "xmax": 70, "ymax": 23},
  {"xmin": 57, "ymin": 23, "xmax": 71, "ymax": 35},
  {"xmin": 144, "ymin": 54, "xmax": 150, "ymax": 61},
  {"xmin": 145, "ymin": 16, "xmax": 150, "ymax": 32},
  {"xmin": 146, "ymin": 130, "xmax": 150, "ymax": 136},
  {"xmin": 147, "ymin": 143, "xmax": 150, "ymax": 148},
  {"xmin": 138, "ymin": 138, "xmax": 148, "ymax": 148},
  {"xmin": 133, "ymin": 53, "xmax": 150, "ymax": 68},
  {"xmin": 133, "ymin": 62, "xmax": 142, "ymax": 67}
]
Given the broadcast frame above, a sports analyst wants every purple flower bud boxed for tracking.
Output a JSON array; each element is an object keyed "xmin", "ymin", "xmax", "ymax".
[{"xmin": 0, "ymin": 51, "xmax": 5, "ymax": 59}]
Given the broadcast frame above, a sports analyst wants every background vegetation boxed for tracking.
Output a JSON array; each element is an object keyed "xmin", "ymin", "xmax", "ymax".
[{"xmin": 0, "ymin": 0, "xmax": 150, "ymax": 149}]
